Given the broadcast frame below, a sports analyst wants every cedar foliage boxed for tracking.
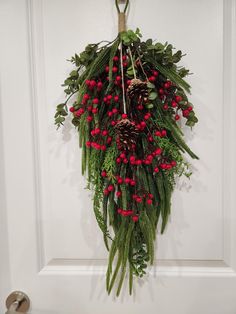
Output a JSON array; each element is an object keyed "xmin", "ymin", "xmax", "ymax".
[{"xmin": 54, "ymin": 28, "xmax": 198, "ymax": 296}]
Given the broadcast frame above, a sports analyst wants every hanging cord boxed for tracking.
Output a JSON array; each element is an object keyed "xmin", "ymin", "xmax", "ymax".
[
  {"xmin": 115, "ymin": 0, "xmax": 129, "ymax": 14},
  {"xmin": 116, "ymin": 0, "xmax": 130, "ymax": 114},
  {"xmin": 128, "ymin": 47, "xmax": 136, "ymax": 79},
  {"xmin": 115, "ymin": 0, "xmax": 129, "ymax": 33},
  {"xmin": 120, "ymin": 43, "xmax": 127, "ymax": 114}
]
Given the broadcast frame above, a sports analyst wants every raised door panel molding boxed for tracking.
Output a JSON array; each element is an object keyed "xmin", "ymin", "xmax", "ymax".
[{"xmin": 26, "ymin": 0, "xmax": 236, "ymax": 275}]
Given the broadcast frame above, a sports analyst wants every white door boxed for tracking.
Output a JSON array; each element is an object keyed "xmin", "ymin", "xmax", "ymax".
[{"xmin": 1, "ymin": 0, "xmax": 236, "ymax": 313}]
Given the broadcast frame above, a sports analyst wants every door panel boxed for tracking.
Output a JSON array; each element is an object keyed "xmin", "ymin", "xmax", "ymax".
[{"xmin": 1, "ymin": 0, "xmax": 236, "ymax": 313}]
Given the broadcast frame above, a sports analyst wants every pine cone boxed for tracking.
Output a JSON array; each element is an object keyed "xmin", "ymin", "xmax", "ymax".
[
  {"xmin": 115, "ymin": 118, "xmax": 139, "ymax": 151},
  {"xmin": 127, "ymin": 79, "xmax": 148, "ymax": 101}
]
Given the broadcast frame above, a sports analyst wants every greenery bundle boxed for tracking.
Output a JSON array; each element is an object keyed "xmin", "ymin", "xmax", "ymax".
[{"xmin": 54, "ymin": 0, "xmax": 198, "ymax": 296}]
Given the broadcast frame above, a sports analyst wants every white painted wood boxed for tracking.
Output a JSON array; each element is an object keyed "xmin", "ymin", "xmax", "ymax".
[{"xmin": 0, "ymin": 0, "xmax": 236, "ymax": 313}]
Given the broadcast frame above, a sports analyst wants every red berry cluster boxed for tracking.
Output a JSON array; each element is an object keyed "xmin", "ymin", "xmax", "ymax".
[{"xmin": 68, "ymin": 50, "xmax": 184, "ymax": 224}]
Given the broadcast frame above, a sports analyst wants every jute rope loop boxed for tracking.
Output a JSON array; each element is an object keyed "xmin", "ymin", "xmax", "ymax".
[{"xmin": 115, "ymin": 0, "xmax": 129, "ymax": 33}]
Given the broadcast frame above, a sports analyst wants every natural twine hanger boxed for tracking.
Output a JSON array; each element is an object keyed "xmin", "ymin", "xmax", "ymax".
[
  {"xmin": 115, "ymin": 0, "xmax": 130, "ymax": 114},
  {"xmin": 115, "ymin": 0, "xmax": 129, "ymax": 33}
]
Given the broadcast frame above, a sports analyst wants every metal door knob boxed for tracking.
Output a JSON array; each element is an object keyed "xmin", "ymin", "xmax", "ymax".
[{"xmin": 5, "ymin": 291, "xmax": 30, "ymax": 314}]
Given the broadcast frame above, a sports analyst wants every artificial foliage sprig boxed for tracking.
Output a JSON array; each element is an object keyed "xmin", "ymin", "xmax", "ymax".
[{"xmin": 54, "ymin": 27, "xmax": 198, "ymax": 296}]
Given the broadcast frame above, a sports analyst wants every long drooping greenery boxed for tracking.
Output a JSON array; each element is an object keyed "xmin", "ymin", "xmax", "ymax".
[{"xmin": 55, "ymin": 28, "xmax": 198, "ymax": 296}]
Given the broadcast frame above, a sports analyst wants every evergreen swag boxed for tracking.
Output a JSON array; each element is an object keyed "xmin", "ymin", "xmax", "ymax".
[{"xmin": 54, "ymin": 3, "xmax": 199, "ymax": 296}]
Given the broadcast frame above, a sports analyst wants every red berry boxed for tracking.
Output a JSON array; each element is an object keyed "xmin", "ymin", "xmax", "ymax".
[
  {"xmin": 154, "ymin": 167, "xmax": 159, "ymax": 173},
  {"xmin": 153, "ymin": 70, "xmax": 159, "ymax": 76},
  {"xmin": 130, "ymin": 180, "xmax": 136, "ymax": 186},
  {"xmin": 136, "ymin": 160, "xmax": 142, "ymax": 165},
  {"xmin": 117, "ymin": 208, "xmax": 123, "ymax": 214},
  {"xmin": 155, "ymin": 148, "xmax": 162, "ymax": 155},
  {"xmin": 137, "ymin": 105, "xmax": 144, "ymax": 110},
  {"xmin": 161, "ymin": 130, "xmax": 167, "ymax": 137},
  {"xmin": 93, "ymin": 98, "xmax": 99, "ymax": 104},
  {"xmin": 147, "ymin": 199, "xmax": 153, "ymax": 205},
  {"xmin": 86, "ymin": 141, "xmax": 91, "ymax": 147},
  {"xmin": 124, "ymin": 178, "xmax": 130, "ymax": 184},
  {"xmin": 116, "ymin": 191, "xmax": 122, "ymax": 197},
  {"xmin": 87, "ymin": 105, "xmax": 93, "ymax": 112},
  {"xmin": 117, "ymin": 178, "xmax": 123, "ymax": 184},
  {"xmin": 159, "ymin": 88, "xmax": 164, "ymax": 95},
  {"xmin": 160, "ymin": 163, "xmax": 167, "ymax": 169},
  {"xmin": 148, "ymin": 136, "xmax": 154, "ymax": 142},
  {"xmin": 101, "ymin": 171, "xmax": 107, "ymax": 177},
  {"xmin": 136, "ymin": 197, "xmax": 142, "ymax": 203},
  {"xmin": 171, "ymin": 160, "xmax": 177, "ymax": 167},
  {"xmin": 70, "ymin": 107, "xmax": 75, "ymax": 112},
  {"xmin": 155, "ymin": 131, "xmax": 162, "ymax": 137},
  {"xmin": 114, "ymin": 95, "xmax": 119, "ymax": 102},
  {"xmin": 107, "ymin": 95, "xmax": 113, "ymax": 100},
  {"xmin": 105, "ymin": 66, "xmax": 109, "ymax": 72},
  {"xmin": 183, "ymin": 109, "xmax": 190, "ymax": 117},
  {"xmin": 175, "ymin": 95, "xmax": 182, "ymax": 102},
  {"xmin": 144, "ymin": 114, "xmax": 150, "ymax": 120},
  {"xmin": 163, "ymin": 104, "xmax": 169, "ymax": 110},
  {"xmin": 148, "ymin": 193, "xmax": 154, "ymax": 199},
  {"xmin": 112, "ymin": 108, "xmax": 118, "ymax": 114},
  {"xmin": 122, "ymin": 210, "xmax": 129, "ymax": 217},
  {"xmin": 116, "ymin": 76, "xmax": 121, "ymax": 81},
  {"xmin": 107, "ymin": 136, "xmax": 112, "ymax": 144},
  {"xmin": 122, "ymin": 55, "xmax": 127, "ymax": 61},
  {"xmin": 126, "ymin": 80, "xmax": 131, "ymax": 85},
  {"xmin": 107, "ymin": 185, "xmax": 114, "ymax": 192},
  {"xmin": 113, "ymin": 56, "xmax": 119, "ymax": 62},
  {"xmin": 87, "ymin": 116, "xmax": 93, "ymax": 122},
  {"xmin": 122, "ymin": 113, "xmax": 128, "ymax": 119},
  {"xmin": 164, "ymin": 81, "xmax": 171, "ymax": 89},
  {"xmin": 140, "ymin": 121, "xmax": 146, "ymax": 128},
  {"xmin": 188, "ymin": 106, "xmax": 193, "ymax": 111},
  {"xmin": 116, "ymin": 157, "xmax": 121, "ymax": 164},
  {"xmin": 97, "ymin": 82, "xmax": 103, "ymax": 89},
  {"xmin": 83, "ymin": 93, "xmax": 90, "ymax": 100},
  {"xmin": 132, "ymin": 215, "xmax": 139, "ymax": 222},
  {"xmin": 104, "ymin": 189, "xmax": 109, "ymax": 195},
  {"xmin": 92, "ymin": 108, "xmax": 98, "ymax": 114},
  {"xmin": 120, "ymin": 153, "xmax": 126, "ymax": 159},
  {"xmin": 101, "ymin": 145, "xmax": 106, "ymax": 151},
  {"xmin": 130, "ymin": 155, "xmax": 136, "ymax": 162},
  {"xmin": 171, "ymin": 101, "xmax": 177, "ymax": 108},
  {"xmin": 175, "ymin": 114, "xmax": 180, "ymax": 121},
  {"xmin": 112, "ymin": 66, "xmax": 118, "ymax": 73},
  {"xmin": 102, "ymin": 130, "xmax": 108, "ymax": 136},
  {"xmin": 90, "ymin": 80, "xmax": 96, "ymax": 87},
  {"xmin": 94, "ymin": 128, "xmax": 100, "ymax": 135},
  {"xmin": 111, "ymin": 120, "xmax": 116, "ymax": 126},
  {"xmin": 123, "ymin": 158, "xmax": 128, "ymax": 164},
  {"xmin": 148, "ymin": 76, "xmax": 156, "ymax": 82},
  {"xmin": 123, "ymin": 62, "xmax": 128, "ymax": 67}
]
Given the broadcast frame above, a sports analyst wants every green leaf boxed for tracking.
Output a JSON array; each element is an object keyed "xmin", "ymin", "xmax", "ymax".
[
  {"xmin": 146, "ymin": 39, "xmax": 153, "ymax": 46},
  {"xmin": 55, "ymin": 116, "xmax": 65, "ymax": 124},
  {"xmin": 70, "ymin": 70, "xmax": 78, "ymax": 77},
  {"xmin": 148, "ymin": 92, "xmax": 158, "ymax": 100},
  {"xmin": 147, "ymin": 82, "xmax": 155, "ymax": 89},
  {"xmin": 57, "ymin": 103, "xmax": 66, "ymax": 109},
  {"xmin": 145, "ymin": 103, "xmax": 154, "ymax": 109}
]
